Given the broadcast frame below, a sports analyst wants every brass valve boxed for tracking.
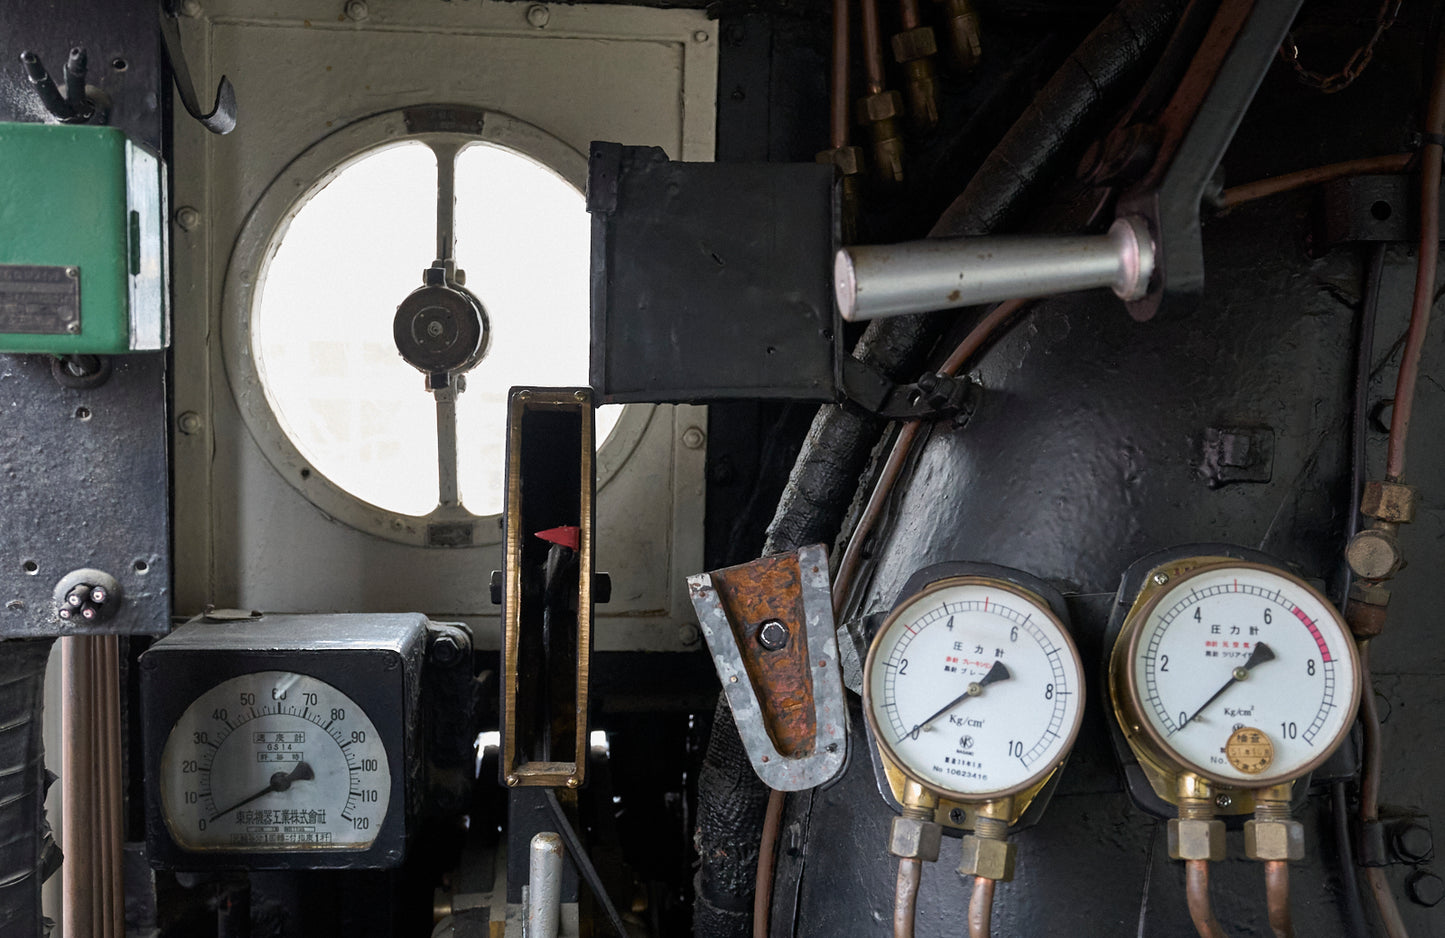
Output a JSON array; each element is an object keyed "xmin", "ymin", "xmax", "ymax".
[{"xmin": 933, "ymin": 0, "xmax": 982, "ymax": 71}]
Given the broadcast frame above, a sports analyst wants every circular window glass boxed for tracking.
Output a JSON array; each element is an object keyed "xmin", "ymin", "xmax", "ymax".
[{"xmin": 251, "ymin": 127, "xmax": 621, "ymax": 520}]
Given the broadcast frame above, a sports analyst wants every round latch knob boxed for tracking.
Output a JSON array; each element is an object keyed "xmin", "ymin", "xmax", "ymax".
[{"xmin": 392, "ymin": 282, "xmax": 490, "ymax": 375}]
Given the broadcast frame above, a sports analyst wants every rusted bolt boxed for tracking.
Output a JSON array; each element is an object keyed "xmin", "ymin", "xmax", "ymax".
[{"xmin": 757, "ymin": 619, "xmax": 789, "ymax": 651}]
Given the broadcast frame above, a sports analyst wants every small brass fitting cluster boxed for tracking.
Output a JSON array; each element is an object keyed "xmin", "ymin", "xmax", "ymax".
[
  {"xmin": 857, "ymin": 91, "xmax": 906, "ymax": 186},
  {"xmin": 1346, "ymin": 480, "xmax": 1417, "ymax": 638},
  {"xmin": 933, "ymin": 0, "xmax": 982, "ymax": 71},
  {"xmin": 1244, "ymin": 784, "xmax": 1304, "ymax": 862},
  {"xmin": 891, "ymin": 27, "xmax": 939, "ymax": 131},
  {"xmin": 1168, "ymin": 775, "xmax": 1226, "ymax": 861},
  {"xmin": 956, "ymin": 800, "xmax": 1016, "ymax": 881}
]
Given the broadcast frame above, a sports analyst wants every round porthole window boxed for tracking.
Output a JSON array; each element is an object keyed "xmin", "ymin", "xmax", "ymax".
[{"xmin": 223, "ymin": 108, "xmax": 642, "ymax": 546}]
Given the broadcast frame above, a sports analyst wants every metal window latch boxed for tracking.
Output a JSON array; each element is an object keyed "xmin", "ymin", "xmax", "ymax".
[{"xmin": 687, "ymin": 544, "xmax": 848, "ymax": 791}]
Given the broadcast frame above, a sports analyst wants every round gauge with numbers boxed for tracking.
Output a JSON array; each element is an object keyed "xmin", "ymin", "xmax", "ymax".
[
  {"xmin": 159, "ymin": 671, "xmax": 392, "ymax": 851},
  {"xmin": 1112, "ymin": 560, "xmax": 1360, "ymax": 788},
  {"xmin": 863, "ymin": 577, "xmax": 1086, "ymax": 800}
]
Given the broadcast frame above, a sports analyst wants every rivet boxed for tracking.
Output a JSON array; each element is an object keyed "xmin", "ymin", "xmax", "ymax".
[
  {"xmin": 65, "ymin": 323, "xmax": 79, "ymax": 334},
  {"xmin": 505, "ymin": 774, "xmax": 519, "ymax": 786},
  {"xmin": 681, "ymin": 426, "xmax": 706, "ymax": 449},
  {"xmin": 177, "ymin": 411, "xmax": 203, "ymax": 435},
  {"xmin": 527, "ymin": 4, "xmax": 550, "ymax": 27},
  {"xmin": 1152, "ymin": 572, "xmax": 1170, "ymax": 585},
  {"xmin": 344, "ymin": 0, "xmax": 369, "ymax": 21},
  {"xmin": 566, "ymin": 777, "xmax": 580, "ymax": 788},
  {"xmin": 693, "ymin": 30, "xmax": 709, "ymax": 42},
  {"xmin": 729, "ymin": 675, "xmax": 738, "ymax": 683},
  {"xmin": 175, "ymin": 206, "xmax": 201, "ymax": 231}
]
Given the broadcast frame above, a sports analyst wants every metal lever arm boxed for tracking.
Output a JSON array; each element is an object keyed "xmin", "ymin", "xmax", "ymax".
[
  {"xmin": 158, "ymin": 1, "xmax": 237, "ymax": 134},
  {"xmin": 835, "ymin": 217, "xmax": 1153, "ymax": 322}
]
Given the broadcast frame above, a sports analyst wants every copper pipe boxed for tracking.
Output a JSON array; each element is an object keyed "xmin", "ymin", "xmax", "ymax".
[
  {"xmin": 1264, "ymin": 861, "xmax": 1293, "ymax": 938},
  {"xmin": 898, "ymin": 0, "xmax": 922, "ymax": 31},
  {"xmin": 830, "ymin": 0, "xmax": 852, "ymax": 149},
  {"xmin": 832, "ymin": 298, "xmax": 1030, "ymax": 616},
  {"xmin": 100, "ymin": 635, "xmax": 124, "ymax": 938},
  {"xmin": 968, "ymin": 876, "xmax": 995, "ymax": 938},
  {"xmin": 859, "ymin": 0, "xmax": 887, "ymax": 93},
  {"xmin": 1184, "ymin": 860, "xmax": 1227, "ymax": 938},
  {"xmin": 1365, "ymin": 866, "xmax": 1412, "ymax": 938},
  {"xmin": 60, "ymin": 637, "xmax": 96, "ymax": 938},
  {"xmin": 1219, "ymin": 153, "xmax": 1414, "ymax": 210},
  {"xmin": 753, "ymin": 788, "xmax": 786, "ymax": 938},
  {"xmin": 1386, "ymin": 25, "xmax": 1445, "ymax": 480},
  {"xmin": 892, "ymin": 858, "xmax": 922, "ymax": 938},
  {"xmin": 1358, "ymin": 641, "xmax": 1383, "ymax": 823}
]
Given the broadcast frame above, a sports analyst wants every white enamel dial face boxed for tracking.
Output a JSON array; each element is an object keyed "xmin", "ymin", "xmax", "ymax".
[
  {"xmin": 159, "ymin": 671, "xmax": 392, "ymax": 851},
  {"xmin": 1126, "ymin": 563, "xmax": 1360, "ymax": 786},
  {"xmin": 864, "ymin": 578, "xmax": 1085, "ymax": 799}
]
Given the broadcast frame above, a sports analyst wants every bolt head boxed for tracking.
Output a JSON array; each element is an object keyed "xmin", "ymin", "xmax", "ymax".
[
  {"xmin": 178, "ymin": 411, "xmax": 203, "ymax": 435},
  {"xmin": 65, "ymin": 323, "xmax": 80, "ymax": 334},
  {"xmin": 757, "ymin": 619, "xmax": 789, "ymax": 651},
  {"xmin": 1215, "ymin": 794, "xmax": 1233, "ymax": 809},
  {"xmin": 566, "ymin": 777, "xmax": 580, "ymax": 788},
  {"xmin": 678, "ymin": 622, "xmax": 701, "ymax": 646},
  {"xmin": 1152, "ymin": 572, "xmax": 1170, "ymax": 585},
  {"xmin": 1407, "ymin": 870, "xmax": 1445, "ymax": 907},
  {"xmin": 890, "ymin": 816, "xmax": 943, "ymax": 862},
  {"xmin": 344, "ymin": 0, "xmax": 369, "ymax": 21},
  {"xmin": 681, "ymin": 426, "xmax": 706, "ymax": 449},
  {"xmin": 526, "ymin": 3, "xmax": 550, "ymax": 27},
  {"xmin": 1168, "ymin": 818, "xmax": 1226, "ymax": 861},
  {"xmin": 175, "ymin": 206, "xmax": 201, "ymax": 231},
  {"xmin": 693, "ymin": 29, "xmax": 709, "ymax": 42}
]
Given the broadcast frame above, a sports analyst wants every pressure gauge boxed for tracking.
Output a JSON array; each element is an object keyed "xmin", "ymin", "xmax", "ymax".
[
  {"xmin": 143, "ymin": 613, "xmax": 429, "ymax": 870},
  {"xmin": 1110, "ymin": 559, "xmax": 1360, "ymax": 789},
  {"xmin": 863, "ymin": 575, "xmax": 1086, "ymax": 801}
]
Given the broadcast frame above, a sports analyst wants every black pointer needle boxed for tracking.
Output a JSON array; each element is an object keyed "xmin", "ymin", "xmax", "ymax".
[
  {"xmin": 209, "ymin": 761, "xmax": 315, "ymax": 822},
  {"xmin": 897, "ymin": 660, "xmax": 1011, "ymax": 744},
  {"xmin": 1173, "ymin": 642, "xmax": 1277, "ymax": 734}
]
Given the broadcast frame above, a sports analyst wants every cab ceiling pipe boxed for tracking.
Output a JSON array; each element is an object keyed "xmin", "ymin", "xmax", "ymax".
[{"xmin": 835, "ymin": 217, "xmax": 1154, "ymax": 321}]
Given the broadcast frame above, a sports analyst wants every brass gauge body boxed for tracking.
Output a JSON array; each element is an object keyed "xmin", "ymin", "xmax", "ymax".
[
  {"xmin": 863, "ymin": 574, "xmax": 1086, "ymax": 825},
  {"xmin": 1109, "ymin": 557, "xmax": 1361, "ymax": 806}
]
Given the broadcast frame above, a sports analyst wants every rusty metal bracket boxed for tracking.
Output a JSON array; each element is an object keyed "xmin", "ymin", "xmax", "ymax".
[{"xmin": 687, "ymin": 545, "xmax": 848, "ymax": 790}]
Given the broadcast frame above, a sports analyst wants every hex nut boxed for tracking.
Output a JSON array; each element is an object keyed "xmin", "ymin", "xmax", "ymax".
[
  {"xmin": 1406, "ymin": 870, "xmax": 1445, "ymax": 908},
  {"xmin": 1361, "ymin": 480, "xmax": 1416, "ymax": 524},
  {"xmin": 1168, "ymin": 818, "xmax": 1226, "ymax": 861},
  {"xmin": 957, "ymin": 834, "xmax": 1015, "ymax": 881},
  {"xmin": 889, "ymin": 816, "xmax": 943, "ymax": 862},
  {"xmin": 816, "ymin": 145, "xmax": 864, "ymax": 176},
  {"xmin": 1244, "ymin": 818, "xmax": 1305, "ymax": 861},
  {"xmin": 856, "ymin": 90, "xmax": 904, "ymax": 124},
  {"xmin": 891, "ymin": 26, "xmax": 938, "ymax": 63},
  {"xmin": 1345, "ymin": 528, "xmax": 1402, "ymax": 580}
]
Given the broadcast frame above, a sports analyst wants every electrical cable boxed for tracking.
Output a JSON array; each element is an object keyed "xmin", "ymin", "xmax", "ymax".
[
  {"xmin": 1218, "ymin": 153, "xmax": 1414, "ymax": 210},
  {"xmin": 968, "ymin": 876, "xmax": 996, "ymax": 938},
  {"xmin": 753, "ymin": 789, "xmax": 787, "ymax": 938},
  {"xmin": 1332, "ymin": 781, "xmax": 1372, "ymax": 938},
  {"xmin": 1264, "ymin": 860, "xmax": 1294, "ymax": 938},
  {"xmin": 1184, "ymin": 860, "xmax": 1227, "ymax": 938},
  {"xmin": 1384, "ymin": 24, "xmax": 1445, "ymax": 482},
  {"xmin": 1357, "ymin": 642, "xmax": 1411, "ymax": 938},
  {"xmin": 542, "ymin": 788, "xmax": 631, "ymax": 938}
]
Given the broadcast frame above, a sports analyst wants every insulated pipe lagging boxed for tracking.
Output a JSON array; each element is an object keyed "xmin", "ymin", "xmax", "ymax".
[
  {"xmin": 0, "ymin": 639, "xmax": 56, "ymax": 937},
  {"xmin": 836, "ymin": 217, "xmax": 1154, "ymax": 321}
]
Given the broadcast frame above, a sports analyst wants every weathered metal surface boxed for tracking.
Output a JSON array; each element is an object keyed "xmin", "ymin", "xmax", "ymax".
[
  {"xmin": 0, "ymin": 266, "xmax": 80, "ymax": 335},
  {"xmin": 689, "ymin": 544, "xmax": 847, "ymax": 790},
  {"xmin": 0, "ymin": 352, "xmax": 169, "ymax": 636}
]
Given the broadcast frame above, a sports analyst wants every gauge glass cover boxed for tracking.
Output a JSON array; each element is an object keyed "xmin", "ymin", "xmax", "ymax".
[
  {"xmin": 159, "ymin": 671, "xmax": 392, "ymax": 851},
  {"xmin": 864, "ymin": 578, "xmax": 1085, "ymax": 800},
  {"xmin": 1124, "ymin": 562, "xmax": 1359, "ymax": 786}
]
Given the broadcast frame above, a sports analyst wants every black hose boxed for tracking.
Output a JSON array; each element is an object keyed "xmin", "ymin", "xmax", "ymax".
[
  {"xmin": 0, "ymin": 639, "xmax": 57, "ymax": 936},
  {"xmin": 694, "ymin": 3, "xmax": 1188, "ymax": 936},
  {"xmin": 1331, "ymin": 781, "xmax": 1371, "ymax": 937}
]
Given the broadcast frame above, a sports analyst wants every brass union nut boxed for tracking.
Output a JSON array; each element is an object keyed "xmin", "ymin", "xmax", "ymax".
[
  {"xmin": 889, "ymin": 815, "xmax": 943, "ymax": 862},
  {"xmin": 957, "ymin": 833, "xmax": 1016, "ymax": 881},
  {"xmin": 815, "ymin": 145, "xmax": 864, "ymax": 177},
  {"xmin": 1244, "ymin": 818, "xmax": 1305, "ymax": 861},
  {"xmin": 1345, "ymin": 527, "xmax": 1403, "ymax": 580},
  {"xmin": 1361, "ymin": 480, "xmax": 1416, "ymax": 524},
  {"xmin": 891, "ymin": 26, "xmax": 938, "ymax": 64},
  {"xmin": 856, "ymin": 90, "xmax": 904, "ymax": 125},
  {"xmin": 1167, "ymin": 818, "xmax": 1226, "ymax": 861}
]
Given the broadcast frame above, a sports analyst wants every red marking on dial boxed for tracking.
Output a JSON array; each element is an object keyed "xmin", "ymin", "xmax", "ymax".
[{"xmin": 1292, "ymin": 605, "xmax": 1332, "ymax": 662}]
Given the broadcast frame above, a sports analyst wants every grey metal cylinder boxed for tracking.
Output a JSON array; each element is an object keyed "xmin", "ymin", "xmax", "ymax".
[
  {"xmin": 834, "ymin": 216, "xmax": 1154, "ymax": 321},
  {"xmin": 527, "ymin": 831, "xmax": 565, "ymax": 938}
]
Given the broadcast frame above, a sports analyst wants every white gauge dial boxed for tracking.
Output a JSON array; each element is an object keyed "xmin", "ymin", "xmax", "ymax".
[
  {"xmin": 159, "ymin": 671, "xmax": 392, "ymax": 851},
  {"xmin": 864, "ymin": 577, "xmax": 1085, "ymax": 800},
  {"xmin": 1122, "ymin": 562, "xmax": 1360, "ymax": 786}
]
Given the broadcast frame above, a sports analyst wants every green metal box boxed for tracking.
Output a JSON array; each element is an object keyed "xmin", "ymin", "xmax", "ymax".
[{"xmin": 0, "ymin": 122, "xmax": 167, "ymax": 353}]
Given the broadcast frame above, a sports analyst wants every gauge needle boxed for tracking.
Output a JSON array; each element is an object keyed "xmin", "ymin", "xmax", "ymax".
[
  {"xmin": 1173, "ymin": 641, "xmax": 1277, "ymax": 734},
  {"xmin": 897, "ymin": 660, "xmax": 1011, "ymax": 743},
  {"xmin": 209, "ymin": 761, "xmax": 315, "ymax": 822}
]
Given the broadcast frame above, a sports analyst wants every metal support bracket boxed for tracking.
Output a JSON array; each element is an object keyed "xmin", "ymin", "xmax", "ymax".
[
  {"xmin": 157, "ymin": 1, "xmax": 236, "ymax": 134},
  {"xmin": 839, "ymin": 356, "xmax": 982, "ymax": 422},
  {"xmin": 687, "ymin": 545, "xmax": 848, "ymax": 791}
]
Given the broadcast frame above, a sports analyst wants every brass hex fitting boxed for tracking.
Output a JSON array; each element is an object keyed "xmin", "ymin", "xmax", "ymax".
[
  {"xmin": 935, "ymin": 0, "xmax": 982, "ymax": 71},
  {"xmin": 891, "ymin": 26, "xmax": 937, "ymax": 62},
  {"xmin": 890, "ymin": 815, "xmax": 943, "ymax": 862},
  {"xmin": 1244, "ymin": 818, "xmax": 1305, "ymax": 861},
  {"xmin": 857, "ymin": 90, "xmax": 903, "ymax": 124},
  {"xmin": 1168, "ymin": 818, "xmax": 1227, "ymax": 861},
  {"xmin": 1345, "ymin": 525, "xmax": 1403, "ymax": 580},
  {"xmin": 1346, "ymin": 583, "xmax": 1390, "ymax": 638},
  {"xmin": 1361, "ymin": 480, "xmax": 1416, "ymax": 524},
  {"xmin": 900, "ymin": 58, "xmax": 939, "ymax": 131},
  {"xmin": 816, "ymin": 145, "xmax": 864, "ymax": 177},
  {"xmin": 957, "ymin": 833, "xmax": 1016, "ymax": 881}
]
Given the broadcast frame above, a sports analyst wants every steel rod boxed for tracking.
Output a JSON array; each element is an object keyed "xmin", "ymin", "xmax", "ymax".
[
  {"xmin": 835, "ymin": 218, "xmax": 1153, "ymax": 321},
  {"xmin": 527, "ymin": 832, "xmax": 564, "ymax": 938}
]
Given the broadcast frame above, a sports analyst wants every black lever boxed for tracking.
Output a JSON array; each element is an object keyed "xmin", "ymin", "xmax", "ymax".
[{"xmin": 158, "ymin": 0, "xmax": 237, "ymax": 134}]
